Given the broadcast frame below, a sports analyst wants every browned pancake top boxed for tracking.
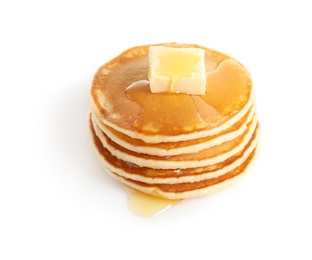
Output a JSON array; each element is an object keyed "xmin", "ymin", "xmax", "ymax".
[{"xmin": 90, "ymin": 43, "xmax": 252, "ymax": 137}]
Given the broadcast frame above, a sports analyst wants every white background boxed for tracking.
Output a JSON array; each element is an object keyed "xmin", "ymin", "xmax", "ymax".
[{"xmin": 1, "ymin": 0, "xmax": 311, "ymax": 259}]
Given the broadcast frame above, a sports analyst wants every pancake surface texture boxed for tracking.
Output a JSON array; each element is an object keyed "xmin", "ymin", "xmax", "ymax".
[{"xmin": 89, "ymin": 43, "xmax": 259, "ymax": 200}]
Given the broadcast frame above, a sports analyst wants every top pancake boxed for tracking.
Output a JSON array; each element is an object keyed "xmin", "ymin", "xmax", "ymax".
[{"xmin": 90, "ymin": 43, "xmax": 253, "ymax": 143}]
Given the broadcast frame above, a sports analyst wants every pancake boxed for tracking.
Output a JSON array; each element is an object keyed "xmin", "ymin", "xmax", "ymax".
[
  {"xmin": 89, "ymin": 42, "xmax": 260, "ymax": 199},
  {"xmin": 90, "ymin": 43, "xmax": 253, "ymax": 143},
  {"xmin": 92, "ymin": 104, "xmax": 255, "ymax": 156},
  {"xmin": 89, "ymin": 114, "xmax": 259, "ymax": 184},
  {"xmin": 109, "ymin": 149, "xmax": 258, "ymax": 200},
  {"xmin": 91, "ymin": 112, "xmax": 258, "ymax": 169},
  {"xmin": 89, "ymin": 114, "xmax": 259, "ymax": 199}
]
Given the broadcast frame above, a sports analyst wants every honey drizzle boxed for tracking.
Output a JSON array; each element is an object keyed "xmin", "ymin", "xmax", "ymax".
[
  {"xmin": 125, "ymin": 187, "xmax": 181, "ymax": 217},
  {"xmin": 203, "ymin": 59, "xmax": 251, "ymax": 116},
  {"xmin": 126, "ymin": 81, "xmax": 208, "ymax": 135},
  {"xmin": 125, "ymin": 59, "xmax": 250, "ymax": 135},
  {"xmin": 122, "ymin": 58, "xmax": 251, "ymax": 217}
]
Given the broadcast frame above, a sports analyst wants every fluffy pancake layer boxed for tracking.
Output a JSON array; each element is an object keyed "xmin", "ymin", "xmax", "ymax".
[
  {"xmin": 89, "ymin": 114, "xmax": 259, "ymax": 199},
  {"xmin": 89, "ymin": 43, "xmax": 260, "ymax": 199}
]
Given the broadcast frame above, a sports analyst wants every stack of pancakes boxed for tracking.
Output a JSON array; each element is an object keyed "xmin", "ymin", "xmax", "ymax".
[{"xmin": 89, "ymin": 43, "xmax": 259, "ymax": 200}]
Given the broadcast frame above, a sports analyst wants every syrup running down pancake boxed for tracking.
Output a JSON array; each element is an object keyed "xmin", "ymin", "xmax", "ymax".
[{"xmin": 89, "ymin": 43, "xmax": 259, "ymax": 200}]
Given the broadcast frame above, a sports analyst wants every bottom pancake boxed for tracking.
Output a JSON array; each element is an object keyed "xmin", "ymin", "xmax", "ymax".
[
  {"xmin": 99, "ymin": 149, "xmax": 257, "ymax": 200},
  {"xmin": 89, "ymin": 113, "xmax": 259, "ymax": 199}
]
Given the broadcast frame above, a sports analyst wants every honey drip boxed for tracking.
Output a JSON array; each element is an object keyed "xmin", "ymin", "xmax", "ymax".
[
  {"xmin": 126, "ymin": 81, "xmax": 208, "ymax": 135},
  {"xmin": 125, "ymin": 59, "xmax": 250, "ymax": 135},
  {"xmin": 203, "ymin": 59, "xmax": 251, "ymax": 115},
  {"xmin": 127, "ymin": 188, "xmax": 181, "ymax": 217}
]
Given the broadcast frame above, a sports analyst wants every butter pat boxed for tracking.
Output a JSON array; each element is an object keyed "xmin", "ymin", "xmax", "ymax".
[{"xmin": 148, "ymin": 46, "xmax": 206, "ymax": 95}]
